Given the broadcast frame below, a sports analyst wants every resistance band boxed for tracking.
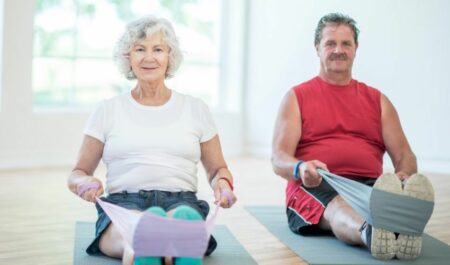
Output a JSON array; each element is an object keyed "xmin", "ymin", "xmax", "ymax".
[
  {"xmin": 318, "ymin": 170, "xmax": 434, "ymax": 236},
  {"xmin": 78, "ymin": 182, "xmax": 230, "ymax": 258}
]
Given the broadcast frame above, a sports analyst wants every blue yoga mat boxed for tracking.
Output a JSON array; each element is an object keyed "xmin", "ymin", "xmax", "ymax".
[
  {"xmin": 73, "ymin": 221, "xmax": 257, "ymax": 265},
  {"xmin": 246, "ymin": 206, "xmax": 450, "ymax": 265}
]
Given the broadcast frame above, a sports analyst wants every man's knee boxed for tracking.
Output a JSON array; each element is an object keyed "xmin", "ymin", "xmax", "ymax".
[
  {"xmin": 319, "ymin": 195, "xmax": 341, "ymax": 229},
  {"xmin": 324, "ymin": 196, "xmax": 354, "ymax": 222},
  {"xmin": 325, "ymin": 195, "xmax": 364, "ymax": 231},
  {"xmin": 324, "ymin": 195, "xmax": 343, "ymax": 217}
]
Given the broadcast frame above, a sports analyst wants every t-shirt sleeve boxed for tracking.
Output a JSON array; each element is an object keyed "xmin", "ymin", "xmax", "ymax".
[
  {"xmin": 83, "ymin": 101, "xmax": 107, "ymax": 143},
  {"xmin": 196, "ymin": 100, "xmax": 218, "ymax": 143}
]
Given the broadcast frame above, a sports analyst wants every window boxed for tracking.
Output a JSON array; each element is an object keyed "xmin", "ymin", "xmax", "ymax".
[{"xmin": 33, "ymin": 0, "xmax": 221, "ymax": 108}]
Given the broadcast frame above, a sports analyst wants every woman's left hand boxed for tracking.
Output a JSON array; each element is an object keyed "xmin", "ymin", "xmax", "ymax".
[{"xmin": 213, "ymin": 179, "xmax": 237, "ymax": 208}]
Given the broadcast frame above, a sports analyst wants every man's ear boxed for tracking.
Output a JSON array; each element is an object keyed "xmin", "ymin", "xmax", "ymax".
[{"xmin": 315, "ymin": 44, "xmax": 320, "ymax": 56}]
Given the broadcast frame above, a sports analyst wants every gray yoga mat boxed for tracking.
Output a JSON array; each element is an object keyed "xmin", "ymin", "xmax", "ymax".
[
  {"xmin": 246, "ymin": 206, "xmax": 450, "ymax": 265},
  {"xmin": 74, "ymin": 221, "xmax": 257, "ymax": 265}
]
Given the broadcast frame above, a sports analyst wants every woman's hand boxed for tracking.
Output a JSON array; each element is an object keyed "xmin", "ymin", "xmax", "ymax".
[
  {"xmin": 213, "ymin": 178, "xmax": 237, "ymax": 208},
  {"xmin": 77, "ymin": 179, "xmax": 104, "ymax": 203}
]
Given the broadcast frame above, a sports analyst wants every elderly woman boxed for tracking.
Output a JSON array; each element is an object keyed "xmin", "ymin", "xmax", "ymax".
[{"xmin": 67, "ymin": 16, "xmax": 236, "ymax": 265}]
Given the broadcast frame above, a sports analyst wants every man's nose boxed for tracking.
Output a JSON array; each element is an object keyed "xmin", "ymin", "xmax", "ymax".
[{"xmin": 333, "ymin": 44, "xmax": 344, "ymax": 53}]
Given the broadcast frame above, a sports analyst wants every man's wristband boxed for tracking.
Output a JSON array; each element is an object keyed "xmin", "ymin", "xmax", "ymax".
[{"xmin": 292, "ymin": 160, "xmax": 304, "ymax": 180}]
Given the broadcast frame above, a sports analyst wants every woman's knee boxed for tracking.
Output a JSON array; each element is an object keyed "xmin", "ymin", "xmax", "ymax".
[{"xmin": 99, "ymin": 223, "xmax": 126, "ymax": 258}]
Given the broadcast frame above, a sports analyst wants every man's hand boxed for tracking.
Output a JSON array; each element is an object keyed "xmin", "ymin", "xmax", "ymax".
[
  {"xmin": 396, "ymin": 171, "xmax": 411, "ymax": 181},
  {"xmin": 300, "ymin": 160, "xmax": 329, "ymax": 188}
]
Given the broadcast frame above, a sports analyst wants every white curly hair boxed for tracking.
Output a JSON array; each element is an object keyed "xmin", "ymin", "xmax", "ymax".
[{"xmin": 114, "ymin": 15, "xmax": 183, "ymax": 80}]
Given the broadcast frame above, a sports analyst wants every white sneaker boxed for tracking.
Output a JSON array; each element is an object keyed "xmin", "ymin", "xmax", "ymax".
[{"xmin": 396, "ymin": 173, "xmax": 435, "ymax": 260}]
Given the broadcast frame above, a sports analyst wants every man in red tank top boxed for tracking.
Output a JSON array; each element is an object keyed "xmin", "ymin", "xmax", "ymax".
[{"xmin": 271, "ymin": 13, "xmax": 433, "ymax": 260}]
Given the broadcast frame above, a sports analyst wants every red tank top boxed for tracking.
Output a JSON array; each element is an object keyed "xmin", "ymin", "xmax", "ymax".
[{"xmin": 293, "ymin": 76, "xmax": 385, "ymax": 179}]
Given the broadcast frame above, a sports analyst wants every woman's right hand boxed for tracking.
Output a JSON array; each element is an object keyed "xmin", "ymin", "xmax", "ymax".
[
  {"xmin": 77, "ymin": 179, "xmax": 104, "ymax": 203},
  {"xmin": 300, "ymin": 160, "xmax": 329, "ymax": 188}
]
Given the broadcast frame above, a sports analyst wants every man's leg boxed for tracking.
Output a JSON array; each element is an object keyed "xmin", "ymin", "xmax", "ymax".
[
  {"xmin": 319, "ymin": 192, "xmax": 398, "ymax": 260},
  {"xmin": 318, "ymin": 173, "xmax": 401, "ymax": 260},
  {"xmin": 319, "ymin": 195, "xmax": 365, "ymax": 245},
  {"xmin": 286, "ymin": 177, "xmax": 393, "ymax": 258}
]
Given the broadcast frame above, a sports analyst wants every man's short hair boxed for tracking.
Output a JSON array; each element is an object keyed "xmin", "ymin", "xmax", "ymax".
[{"xmin": 314, "ymin": 13, "xmax": 360, "ymax": 45}]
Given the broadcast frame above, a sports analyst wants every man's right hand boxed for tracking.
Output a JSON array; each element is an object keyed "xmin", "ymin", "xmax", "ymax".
[{"xmin": 300, "ymin": 160, "xmax": 329, "ymax": 188}]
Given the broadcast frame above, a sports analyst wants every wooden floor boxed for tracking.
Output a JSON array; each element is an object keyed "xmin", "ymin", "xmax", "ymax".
[{"xmin": 0, "ymin": 157, "xmax": 449, "ymax": 265}]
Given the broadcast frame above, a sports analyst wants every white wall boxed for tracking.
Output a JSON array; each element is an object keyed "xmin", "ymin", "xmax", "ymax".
[{"xmin": 244, "ymin": 0, "xmax": 450, "ymax": 173}]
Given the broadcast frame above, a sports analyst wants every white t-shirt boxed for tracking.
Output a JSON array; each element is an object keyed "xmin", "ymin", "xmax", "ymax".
[{"xmin": 83, "ymin": 90, "xmax": 217, "ymax": 194}]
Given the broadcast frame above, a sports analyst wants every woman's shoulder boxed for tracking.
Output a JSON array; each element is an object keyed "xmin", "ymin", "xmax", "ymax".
[
  {"xmin": 172, "ymin": 91, "xmax": 213, "ymax": 120},
  {"xmin": 88, "ymin": 92, "xmax": 129, "ymax": 118},
  {"xmin": 172, "ymin": 90, "xmax": 208, "ymax": 108},
  {"xmin": 99, "ymin": 92, "xmax": 129, "ymax": 107}
]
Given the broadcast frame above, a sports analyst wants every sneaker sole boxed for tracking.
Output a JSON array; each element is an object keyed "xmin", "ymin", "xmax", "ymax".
[
  {"xmin": 370, "ymin": 173, "xmax": 401, "ymax": 260},
  {"xmin": 397, "ymin": 173, "xmax": 434, "ymax": 260}
]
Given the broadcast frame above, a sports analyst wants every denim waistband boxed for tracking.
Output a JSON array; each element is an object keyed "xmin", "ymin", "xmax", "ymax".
[{"xmin": 108, "ymin": 190, "xmax": 197, "ymax": 200}]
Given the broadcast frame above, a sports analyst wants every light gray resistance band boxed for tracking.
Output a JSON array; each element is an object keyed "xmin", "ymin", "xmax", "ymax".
[{"xmin": 318, "ymin": 170, "xmax": 434, "ymax": 236}]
